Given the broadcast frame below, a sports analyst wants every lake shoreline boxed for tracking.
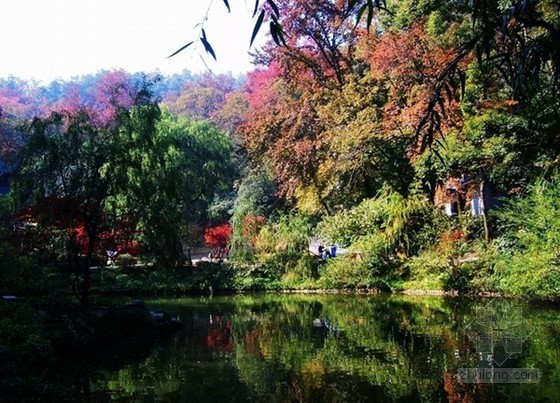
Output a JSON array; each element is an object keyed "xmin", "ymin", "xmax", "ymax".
[
  {"xmin": 273, "ymin": 288, "xmax": 560, "ymax": 301},
  {"xmin": 79, "ymin": 262, "xmax": 560, "ymax": 302}
]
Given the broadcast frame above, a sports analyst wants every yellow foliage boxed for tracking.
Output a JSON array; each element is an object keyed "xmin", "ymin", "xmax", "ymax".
[
  {"xmin": 294, "ymin": 185, "xmax": 323, "ymax": 214},
  {"xmin": 301, "ymin": 357, "xmax": 326, "ymax": 389}
]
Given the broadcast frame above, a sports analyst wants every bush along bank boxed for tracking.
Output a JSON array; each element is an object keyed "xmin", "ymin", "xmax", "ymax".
[{"xmin": 222, "ymin": 179, "xmax": 560, "ymax": 300}]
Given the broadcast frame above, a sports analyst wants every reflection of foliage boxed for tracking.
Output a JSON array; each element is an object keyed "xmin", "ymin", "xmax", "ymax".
[
  {"xmin": 462, "ymin": 297, "xmax": 535, "ymax": 366},
  {"xmin": 62, "ymin": 294, "xmax": 560, "ymax": 402},
  {"xmin": 231, "ymin": 295, "xmax": 456, "ymax": 400},
  {"xmin": 0, "ymin": 301, "xmax": 58, "ymax": 400}
]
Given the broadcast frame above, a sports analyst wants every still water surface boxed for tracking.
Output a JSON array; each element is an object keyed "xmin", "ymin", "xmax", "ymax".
[{"xmin": 84, "ymin": 294, "xmax": 559, "ymax": 402}]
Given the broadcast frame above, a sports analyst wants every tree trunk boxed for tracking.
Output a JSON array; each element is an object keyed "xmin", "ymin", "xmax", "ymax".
[{"xmin": 81, "ymin": 262, "xmax": 90, "ymax": 311}]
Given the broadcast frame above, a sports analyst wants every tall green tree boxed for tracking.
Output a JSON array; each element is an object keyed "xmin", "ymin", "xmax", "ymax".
[
  {"xmin": 13, "ymin": 84, "xmax": 161, "ymax": 309},
  {"xmin": 111, "ymin": 109, "xmax": 234, "ymax": 263}
]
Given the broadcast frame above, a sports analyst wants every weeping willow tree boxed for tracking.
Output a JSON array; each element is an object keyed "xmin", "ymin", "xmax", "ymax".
[{"xmin": 12, "ymin": 92, "xmax": 161, "ymax": 309}]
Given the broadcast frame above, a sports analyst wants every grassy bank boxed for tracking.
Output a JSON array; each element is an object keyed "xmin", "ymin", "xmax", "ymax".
[{"xmin": 88, "ymin": 253, "xmax": 560, "ymax": 301}]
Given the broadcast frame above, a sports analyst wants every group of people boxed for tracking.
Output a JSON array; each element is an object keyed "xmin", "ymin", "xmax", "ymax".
[{"xmin": 317, "ymin": 245, "xmax": 337, "ymax": 261}]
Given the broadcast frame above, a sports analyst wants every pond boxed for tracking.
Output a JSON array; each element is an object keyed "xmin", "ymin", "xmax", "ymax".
[{"xmin": 61, "ymin": 294, "xmax": 560, "ymax": 402}]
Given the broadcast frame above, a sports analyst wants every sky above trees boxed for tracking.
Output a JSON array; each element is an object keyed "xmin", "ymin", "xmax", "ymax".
[{"xmin": 0, "ymin": 0, "xmax": 264, "ymax": 83}]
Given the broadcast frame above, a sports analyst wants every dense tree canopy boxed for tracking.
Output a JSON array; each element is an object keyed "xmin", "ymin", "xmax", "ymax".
[
  {"xmin": 12, "ymin": 94, "xmax": 158, "ymax": 307},
  {"xmin": 111, "ymin": 109, "xmax": 234, "ymax": 260},
  {"xmin": 8, "ymin": 74, "xmax": 235, "ymax": 306}
]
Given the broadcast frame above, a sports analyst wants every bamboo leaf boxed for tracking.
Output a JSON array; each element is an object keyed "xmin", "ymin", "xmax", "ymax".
[
  {"xmin": 374, "ymin": 0, "xmax": 387, "ymax": 11},
  {"xmin": 200, "ymin": 33, "xmax": 217, "ymax": 61},
  {"xmin": 222, "ymin": 0, "xmax": 231, "ymax": 12},
  {"xmin": 276, "ymin": 23, "xmax": 287, "ymax": 46},
  {"xmin": 459, "ymin": 70, "xmax": 466, "ymax": 99},
  {"xmin": 269, "ymin": 20, "xmax": 287, "ymax": 46},
  {"xmin": 251, "ymin": 10, "xmax": 266, "ymax": 47},
  {"xmin": 267, "ymin": 0, "xmax": 280, "ymax": 18},
  {"xmin": 356, "ymin": 3, "xmax": 368, "ymax": 26},
  {"xmin": 167, "ymin": 41, "xmax": 194, "ymax": 58},
  {"xmin": 444, "ymin": 82, "xmax": 453, "ymax": 101},
  {"xmin": 348, "ymin": 0, "xmax": 359, "ymax": 12},
  {"xmin": 437, "ymin": 96, "xmax": 446, "ymax": 117},
  {"xmin": 270, "ymin": 21, "xmax": 280, "ymax": 46},
  {"xmin": 252, "ymin": 0, "xmax": 260, "ymax": 18},
  {"xmin": 366, "ymin": 0, "xmax": 374, "ymax": 30}
]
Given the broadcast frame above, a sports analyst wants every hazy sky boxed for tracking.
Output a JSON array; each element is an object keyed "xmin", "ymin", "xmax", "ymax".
[{"xmin": 0, "ymin": 0, "xmax": 264, "ymax": 83}]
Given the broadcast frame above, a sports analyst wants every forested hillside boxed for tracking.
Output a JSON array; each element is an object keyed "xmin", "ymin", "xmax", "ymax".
[
  {"xmin": 1, "ymin": 0, "xmax": 560, "ymax": 298},
  {"xmin": 225, "ymin": 0, "xmax": 560, "ymax": 297}
]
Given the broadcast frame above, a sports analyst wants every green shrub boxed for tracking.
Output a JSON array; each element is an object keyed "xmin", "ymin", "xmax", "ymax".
[
  {"xmin": 316, "ymin": 187, "xmax": 432, "ymax": 289},
  {"xmin": 281, "ymin": 254, "xmax": 319, "ymax": 285},
  {"xmin": 233, "ymin": 211, "xmax": 313, "ymax": 285},
  {"xmin": 116, "ymin": 253, "xmax": 136, "ymax": 268},
  {"xmin": 441, "ymin": 264, "xmax": 474, "ymax": 294},
  {"xmin": 318, "ymin": 258, "xmax": 374, "ymax": 289},
  {"xmin": 404, "ymin": 250, "xmax": 450, "ymax": 290},
  {"xmin": 491, "ymin": 177, "xmax": 560, "ymax": 298}
]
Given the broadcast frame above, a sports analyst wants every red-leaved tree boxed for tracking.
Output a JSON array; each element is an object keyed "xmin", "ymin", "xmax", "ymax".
[{"xmin": 204, "ymin": 223, "xmax": 232, "ymax": 250}]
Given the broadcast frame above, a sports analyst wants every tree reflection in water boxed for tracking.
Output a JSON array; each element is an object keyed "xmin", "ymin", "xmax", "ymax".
[{"xmin": 68, "ymin": 295, "xmax": 560, "ymax": 402}]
